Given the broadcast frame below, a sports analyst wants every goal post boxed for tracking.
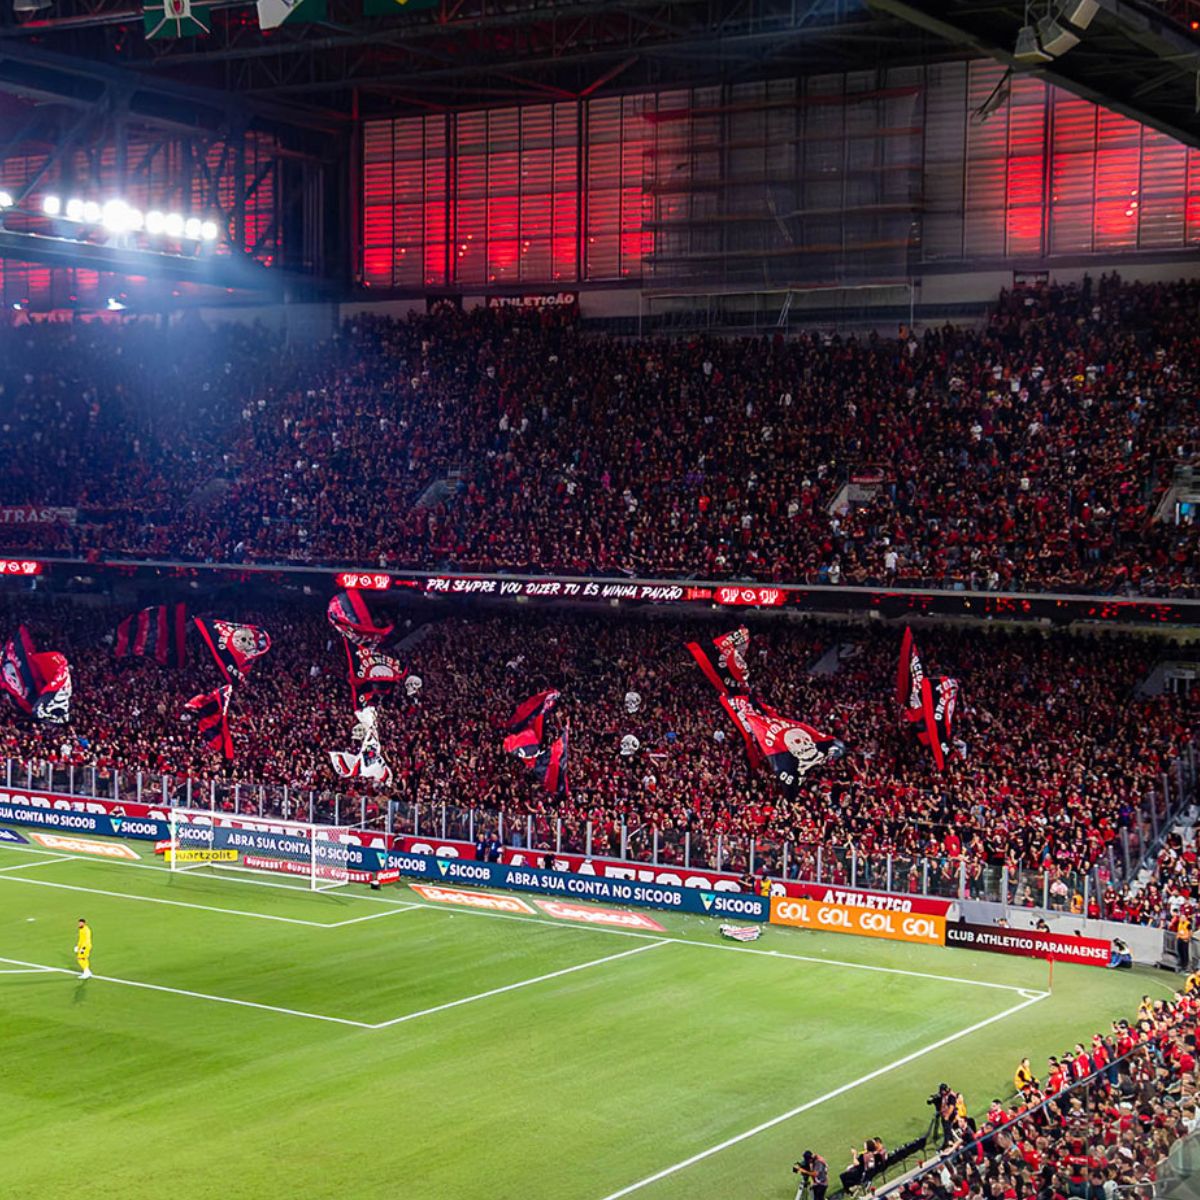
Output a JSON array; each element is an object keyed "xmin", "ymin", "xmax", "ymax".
[{"xmin": 166, "ymin": 808, "xmax": 372, "ymax": 892}]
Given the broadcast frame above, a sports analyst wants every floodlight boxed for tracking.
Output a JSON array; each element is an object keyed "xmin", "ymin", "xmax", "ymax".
[
  {"xmin": 65, "ymin": 198, "xmax": 85, "ymax": 221},
  {"xmin": 1013, "ymin": 24, "xmax": 1051, "ymax": 62},
  {"xmin": 42, "ymin": 195, "xmax": 61, "ymax": 216},
  {"xmin": 1038, "ymin": 15, "xmax": 1080, "ymax": 55},
  {"xmin": 81, "ymin": 200, "xmax": 101, "ymax": 224},
  {"xmin": 145, "ymin": 210, "xmax": 166, "ymax": 234},
  {"xmin": 163, "ymin": 212, "xmax": 184, "ymax": 238},
  {"xmin": 0, "ymin": 191, "xmax": 14, "ymax": 209},
  {"xmin": 183, "ymin": 217, "xmax": 203, "ymax": 240},
  {"xmin": 200, "ymin": 220, "xmax": 219, "ymax": 242}
]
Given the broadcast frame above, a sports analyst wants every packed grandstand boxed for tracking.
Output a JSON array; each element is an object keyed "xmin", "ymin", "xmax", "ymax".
[{"xmin": 1, "ymin": 274, "xmax": 1196, "ymax": 596}]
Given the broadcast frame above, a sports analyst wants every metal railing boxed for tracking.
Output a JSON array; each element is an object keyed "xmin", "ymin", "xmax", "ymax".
[{"xmin": 5, "ymin": 734, "xmax": 1196, "ymax": 916}]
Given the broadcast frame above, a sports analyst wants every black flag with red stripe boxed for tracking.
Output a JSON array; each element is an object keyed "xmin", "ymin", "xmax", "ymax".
[
  {"xmin": 896, "ymin": 628, "xmax": 958, "ymax": 771},
  {"xmin": 346, "ymin": 642, "xmax": 407, "ymax": 707},
  {"xmin": 184, "ymin": 685, "xmax": 234, "ymax": 760},
  {"xmin": 115, "ymin": 604, "xmax": 189, "ymax": 668}
]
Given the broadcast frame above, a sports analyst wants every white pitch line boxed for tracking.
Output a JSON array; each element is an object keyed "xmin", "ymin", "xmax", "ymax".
[
  {"xmin": 0, "ymin": 955, "xmax": 372, "ymax": 1028},
  {"xmin": 0, "ymin": 840, "xmax": 1047, "ymax": 997},
  {"xmin": 369, "ymin": 940, "xmax": 670, "ymax": 1029},
  {"xmin": 0, "ymin": 873, "xmax": 335, "ymax": 928},
  {"xmin": 595, "ymin": 992, "xmax": 1049, "ymax": 1200},
  {"xmin": 0, "ymin": 854, "xmax": 72, "ymax": 873},
  {"xmin": 325, "ymin": 904, "xmax": 422, "ymax": 928}
]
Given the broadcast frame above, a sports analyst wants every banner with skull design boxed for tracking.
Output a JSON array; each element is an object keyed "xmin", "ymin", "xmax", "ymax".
[
  {"xmin": 194, "ymin": 618, "xmax": 272, "ymax": 683},
  {"xmin": 1, "ymin": 625, "xmax": 72, "ymax": 725}
]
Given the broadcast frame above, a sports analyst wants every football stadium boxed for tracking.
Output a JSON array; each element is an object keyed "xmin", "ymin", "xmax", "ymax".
[{"xmin": 0, "ymin": 0, "xmax": 1199, "ymax": 1197}]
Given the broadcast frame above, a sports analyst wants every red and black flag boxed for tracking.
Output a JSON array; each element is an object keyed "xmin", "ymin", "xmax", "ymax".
[
  {"xmin": 529, "ymin": 727, "xmax": 569, "ymax": 798},
  {"xmin": 741, "ymin": 704, "xmax": 844, "ymax": 797},
  {"xmin": 686, "ymin": 626, "xmax": 751, "ymax": 695},
  {"xmin": 184, "ymin": 685, "xmax": 234, "ymax": 760},
  {"xmin": 503, "ymin": 726, "xmax": 541, "ymax": 762},
  {"xmin": 115, "ymin": 603, "xmax": 189, "ymax": 667},
  {"xmin": 507, "ymin": 689, "xmax": 560, "ymax": 741},
  {"xmin": 921, "ymin": 676, "xmax": 959, "ymax": 771},
  {"xmin": 1, "ymin": 627, "xmax": 73, "ymax": 723},
  {"xmin": 717, "ymin": 692, "xmax": 765, "ymax": 770},
  {"xmin": 346, "ymin": 642, "xmax": 407, "ymax": 707},
  {"xmin": 327, "ymin": 590, "xmax": 393, "ymax": 646},
  {"xmin": 896, "ymin": 628, "xmax": 958, "ymax": 770},
  {"xmin": 194, "ymin": 618, "xmax": 271, "ymax": 683}
]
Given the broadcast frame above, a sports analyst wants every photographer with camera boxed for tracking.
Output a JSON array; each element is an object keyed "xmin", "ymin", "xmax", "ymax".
[
  {"xmin": 792, "ymin": 1150, "xmax": 828, "ymax": 1200},
  {"xmin": 926, "ymin": 1083, "xmax": 961, "ymax": 1148}
]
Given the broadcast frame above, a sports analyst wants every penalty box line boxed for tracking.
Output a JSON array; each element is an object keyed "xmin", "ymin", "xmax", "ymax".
[
  {"xmin": 0, "ymin": 868, "xmax": 422, "ymax": 929},
  {"xmin": 0, "ymin": 941, "xmax": 671, "ymax": 1032},
  {"xmin": 596, "ymin": 991, "xmax": 1050, "ymax": 1200}
]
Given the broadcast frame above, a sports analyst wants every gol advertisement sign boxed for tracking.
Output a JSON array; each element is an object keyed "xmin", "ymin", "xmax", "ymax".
[{"xmin": 770, "ymin": 895, "xmax": 946, "ymax": 946}]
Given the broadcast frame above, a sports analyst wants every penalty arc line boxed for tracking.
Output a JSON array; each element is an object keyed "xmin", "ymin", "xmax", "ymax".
[
  {"xmin": 0, "ymin": 956, "xmax": 374, "ymax": 1028},
  {"xmin": 368, "ymin": 940, "xmax": 671, "ymax": 1029},
  {"xmin": 595, "ymin": 991, "xmax": 1049, "ymax": 1200}
]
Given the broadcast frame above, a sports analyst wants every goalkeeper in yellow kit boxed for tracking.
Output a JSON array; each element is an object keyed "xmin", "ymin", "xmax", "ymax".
[{"xmin": 74, "ymin": 918, "xmax": 92, "ymax": 979}]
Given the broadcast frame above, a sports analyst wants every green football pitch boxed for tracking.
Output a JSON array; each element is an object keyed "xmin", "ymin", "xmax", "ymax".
[{"xmin": 0, "ymin": 831, "xmax": 1173, "ymax": 1200}]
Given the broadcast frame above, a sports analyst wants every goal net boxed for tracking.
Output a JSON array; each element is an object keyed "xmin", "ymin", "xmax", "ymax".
[{"xmin": 166, "ymin": 808, "xmax": 369, "ymax": 892}]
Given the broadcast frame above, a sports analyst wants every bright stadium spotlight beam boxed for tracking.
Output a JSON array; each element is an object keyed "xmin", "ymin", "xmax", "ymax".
[
  {"xmin": 145, "ymin": 210, "xmax": 165, "ymax": 235},
  {"xmin": 200, "ymin": 219, "xmax": 219, "ymax": 242},
  {"xmin": 42, "ymin": 195, "xmax": 61, "ymax": 216},
  {"xmin": 183, "ymin": 217, "xmax": 203, "ymax": 241},
  {"xmin": 81, "ymin": 200, "xmax": 101, "ymax": 224},
  {"xmin": 163, "ymin": 212, "xmax": 184, "ymax": 238},
  {"xmin": 101, "ymin": 200, "xmax": 131, "ymax": 234},
  {"xmin": 0, "ymin": 191, "xmax": 13, "ymax": 210},
  {"xmin": 65, "ymin": 198, "xmax": 84, "ymax": 221}
]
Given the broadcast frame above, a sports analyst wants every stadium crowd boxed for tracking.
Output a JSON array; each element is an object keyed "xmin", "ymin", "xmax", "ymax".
[
  {"xmin": 0, "ymin": 271, "xmax": 1196, "ymax": 595},
  {"xmin": 880, "ymin": 985, "xmax": 1200, "ymax": 1200},
  {"xmin": 0, "ymin": 599, "xmax": 1191, "ymax": 914}
]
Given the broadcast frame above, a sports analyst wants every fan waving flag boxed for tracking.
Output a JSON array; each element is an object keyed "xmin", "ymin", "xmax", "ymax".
[
  {"xmin": 184, "ymin": 685, "xmax": 233, "ymax": 759},
  {"xmin": 328, "ymin": 590, "xmax": 394, "ymax": 646},
  {"xmin": 194, "ymin": 618, "xmax": 271, "ymax": 683},
  {"xmin": 346, "ymin": 643, "xmax": 407, "ymax": 707},
  {"xmin": 896, "ymin": 628, "xmax": 958, "ymax": 770},
  {"xmin": 529, "ymin": 727, "xmax": 569, "ymax": 797},
  {"xmin": 723, "ymin": 696, "xmax": 843, "ymax": 796},
  {"xmin": 503, "ymin": 726, "xmax": 541, "ymax": 762},
  {"xmin": 1, "ymin": 627, "xmax": 73, "ymax": 724},
  {"xmin": 144, "ymin": 0, "xmax": 211, "ymax": 38},
  {"xmin": 717, "ymin": 692, "xmax": 765, "ymax": 770},
  {"xmin": 507, "ymin": 689, "xmax": 560, "ymax": 741},
  {"xmin": 115, "ymin": 603, "xmax": 189, "ymax": 668},
  {"xmin": 32, "ymin": 651, "xmax": 72, "ymax": 724},
  {"xmin": 686, "ymin": 626, "xmax": 751, "ymax": 695}
]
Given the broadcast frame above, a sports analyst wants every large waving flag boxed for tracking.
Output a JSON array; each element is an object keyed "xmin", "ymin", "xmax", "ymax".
[
  {"xmin": 194, "ymin": 618, "xmax": 271, "ymax": 683},
  {"xmin": 528, "ymin": 727, "xmax": 569, "ymax": 798},
  {"xmin": 327, "ymin": 590, "xmax": 394, "ymax": 646},
  {"xmin": 507, "ymin": 689, "xmax": 560, "ymax": 742},
  {"xmin": 184, "ymin": 685, "xmax": 233, "ymax": 759},
  {"xmin": 686, "ymin": 626, "xmax": 751, "ymax": 695},
  {"xmin": 115, "ymin": 603, "xmax": 189, "ymax": 668},
  {"xmin": 719, "ymin": 692, "xmax": 842, "ymax": 796},
  {"xmin": 896, "ymin": 628, "xmax": 958, "ymax": 770},
  {"xmin": 347, "ymin": 643, "xmax": 407, "ymax": 707},
  {"xmin": 1, "ymin": 627, "xmax": 72, "ymax": 724}
]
